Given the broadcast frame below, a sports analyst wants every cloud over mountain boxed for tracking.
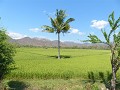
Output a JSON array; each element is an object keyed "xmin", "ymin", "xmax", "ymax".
[{"xmin": 7, "ymin": 32, "xmax": 27, "ymax": 39}]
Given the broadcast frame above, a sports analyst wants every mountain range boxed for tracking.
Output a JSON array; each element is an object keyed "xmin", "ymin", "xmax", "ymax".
[{"xmin": 9, "ymin": 37, "xmax": 109, "ymax": 49}]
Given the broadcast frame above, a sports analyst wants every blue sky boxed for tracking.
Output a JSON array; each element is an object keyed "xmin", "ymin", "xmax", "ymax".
[{"xmin": 0, "ymin": 0, "xmax": 120, "ymax": 42}]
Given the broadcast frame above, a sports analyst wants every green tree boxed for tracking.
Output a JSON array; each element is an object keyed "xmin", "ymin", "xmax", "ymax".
[
  {"xmin": 85, "ymin": 12, "xmax": 120, "ymax": 90},
  {"xmin": 0, "ymin": 29, "xmax": 15, "ymax": 82},
  {"xmin": 42, "ymin": 9, "xmax": 75, "ymax": 59}
]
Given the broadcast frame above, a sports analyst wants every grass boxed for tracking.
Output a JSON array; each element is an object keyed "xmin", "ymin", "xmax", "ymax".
[
  {"xmin": 3, "ymin": 79, "xmax": 106, "ymax": 90},
  {"xmin": 3, "ymin": 47, "xmax": 120, "ymax": 89},
  {"xmin": 6, "ymin": 47, "xmax": 113, "ymax": 80}
]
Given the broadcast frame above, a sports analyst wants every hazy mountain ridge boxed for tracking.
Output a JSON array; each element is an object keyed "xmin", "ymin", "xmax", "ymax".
[{"xmin": 9, "ymin": 37, "xmax": 109, "ymax": 49}]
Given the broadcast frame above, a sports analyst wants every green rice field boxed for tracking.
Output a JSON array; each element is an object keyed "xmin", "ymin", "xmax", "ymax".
[
  {"xmin": 6, "ymin": 47, "xmax": 115, "ymax": 80},
  {"xmin": 4, "ymin": 47, "xmax": 120, "ymax": 90}
]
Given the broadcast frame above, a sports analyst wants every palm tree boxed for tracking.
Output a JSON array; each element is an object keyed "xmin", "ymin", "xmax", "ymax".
[
  {"xmin": 42, "ymin": 9, "xmax": 75, "ymax": 59},
  {"xmin": 85, "ymin": 12, "xmax": 120, "ymax": 90}
]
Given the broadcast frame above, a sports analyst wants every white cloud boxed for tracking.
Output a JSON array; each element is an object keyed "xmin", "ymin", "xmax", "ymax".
[
  {"xmin": 70, "ymin": 28, "xmax": 84, "ymax": 35},
  {"xmin": 91, "ymin": 20, "xmax": 108, "ymax": 29},
  {"xmin": 7, "ymin": 32, "xmax": 27, "ymax": 39},
  {"xmin": 29, "ymin": 28, "xmax": 41, "ymax": 32}
]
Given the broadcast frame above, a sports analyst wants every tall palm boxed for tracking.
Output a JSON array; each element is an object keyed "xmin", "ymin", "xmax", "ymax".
[
  {"xmin": 85, "ymin": 12, "xmax": 120, "ymax": 90},
  {"xmin": 42, "ymin": 9, "xmax": 75, "ymax": 59}
]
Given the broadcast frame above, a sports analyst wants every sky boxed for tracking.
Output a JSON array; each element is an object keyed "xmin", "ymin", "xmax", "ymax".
[{"xmin": 0, "ymin": 0, "xmax": 120, "ymax": 42}]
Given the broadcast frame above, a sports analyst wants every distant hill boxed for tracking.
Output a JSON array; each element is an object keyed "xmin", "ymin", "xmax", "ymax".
[
  {"xmin": 9, "ymin": 37, "xmax": 66, "ymax": 47},
  {"xmin": 9, "ymin": 37, "xmax": 109, "ymax": 49}
]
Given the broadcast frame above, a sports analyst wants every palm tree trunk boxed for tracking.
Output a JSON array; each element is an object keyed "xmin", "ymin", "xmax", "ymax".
[
  {"xmin": 110, "ymin": 49, "xmax": 116, "ymax": 90},
  {"xmin": 58, "ymin": 33, "xmax": 60, "ymax": 59},
  {"xmin": 111, "ymin": 67, "xmax": 116, "ymax": 90}
]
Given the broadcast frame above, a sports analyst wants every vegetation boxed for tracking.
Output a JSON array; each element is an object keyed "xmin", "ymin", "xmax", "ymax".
[
  {"xmin": 0, "ymin": 30, "xmax": 15, "ymax": 80},
  {"xmin": 15, "ymin": 43, "xmax": 110, "ymax": 50},
  {"xmin": 0, "ymin": 29, "xmax": 15, "ymax": 89},
  {"xmin": 2, "ymin": 47, "xmax": 120, "ymax": 89},
  {"xmin": 86, "ymin": 12, "xmax": 120, "ymax": 90},
  {"xmin": 6, "ymin": 47, "xmax": 112, "ymax": 80},
  {"xmin": 3, "ymin": 79, "xmax": 106, "ymax": 90},
  {"xmin": 42, "ymin": 9, "xmax": 75, "ymax": 59}
]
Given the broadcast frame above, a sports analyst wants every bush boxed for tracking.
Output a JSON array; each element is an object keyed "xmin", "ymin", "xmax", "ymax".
[{"xmin": 0, "ymin": 30, "xmax": 15, "ymax": 81}]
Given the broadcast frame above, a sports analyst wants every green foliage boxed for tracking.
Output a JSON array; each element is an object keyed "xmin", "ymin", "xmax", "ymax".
[
  {"xmin": 85, "ymin": 34, "xmax": 102, "ymax": 43},
  {"xmin": 88, "ymin": 72, "xmax": 95, "ymax": 83},
  {"xmin": 86, "ymin": 11, "xmax": 120, "ymax": 89},
  {"xmin": 114, "ymin": 32, "xmax": 120, "ymax": 46},
  {"xmin": 0, "ymin": 30, "xmax": 15, "ymax": 80},
  {"xmin": 108, "ymin": 11, "xmax": 120, "ymax": 31},
  {"xmin": 42, "ymin": 9, "xmax": 75, "ymax": 34},
  {"xmin": 99, "ymin": 71, "xmax": 112, "ymax": 89},
  {"xmin": 42, "ymin": 25, "xmax": 55, "ymax": 33},
  {"xmin": 101, "ymin": 29, "xmax": 109, "ymax": 44}
]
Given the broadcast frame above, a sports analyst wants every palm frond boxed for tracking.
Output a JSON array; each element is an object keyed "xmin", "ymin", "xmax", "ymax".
[
  {"xmin": 61, "ymin": 18, "xmax": 75, "ymax": 30},
  {"xmin": 108, "ymin": 19, "xmax": 113, "ymax": 29},
  {"xmin": 65, "ymin": 18, "xmax": 75, "ymax": 24},
  {"xmin": 41, "ymin": 25, "xmax": 54, "ymax": 33},
  {"xmin": 50, "ymin": 17, "xmax": 58, "ymax": 29},
  {"xmin": 101, "ymin": 29, "xmax": 109, "ymax": 44},
  {"xmin": 113, "ymin": 17, "xmax": 120, "ymax": 30},
  {"xmin": 116, "ymin": 17, "xmax": 120, "ymax": 29},
  {"xmin": 108, "ymin": 12, "xmax": 115, "ymax": 23},
  {"xmin": 114, "ymin": 32, "xmax": 120, "ymax": 45},
  {"xmin": 111, "ymin": 11, "xmax": 115, "ymax": 23},
  {"xmin": 85, "ymin": 34, "xmax": 102, "ymax": 43},
  {"xmin": 108, "ymin": 11, "xmax": 116, "ymax": 31},
  {"xmin": 56, "ymin": 9, "xmax": 66, "ymax": 18},
  {"xmin": 108, "ymin": 12, "xmax": 119, "ymax": 38},
  {"xmin": 56, "ymin": 9, "xmax": 66, "ymax": 25},
  {"xmin": 62, "ymin": 24, "xmax": 70, "ymax": 33}
]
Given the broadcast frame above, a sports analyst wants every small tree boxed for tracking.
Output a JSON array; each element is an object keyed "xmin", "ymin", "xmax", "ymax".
[
  {"xmin": 42, "ymin": 9, "xmax": 75, "ymax": 59},
  {"xmin": 85, "ymin": 12, "xmax": 120, "ymax": 90},
  {"xmin": 0, "ymin": 29, "xmax": 15, "ymax": 82}
]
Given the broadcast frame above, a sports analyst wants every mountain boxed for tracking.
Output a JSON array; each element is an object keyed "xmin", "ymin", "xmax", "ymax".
[
  {"xmin": 9, "ymin": 37, "xmax": 67, "ymax": 47},
  {"xmin": 9, "ymin": 37, "xmax": 109, "ymax": 49}
]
